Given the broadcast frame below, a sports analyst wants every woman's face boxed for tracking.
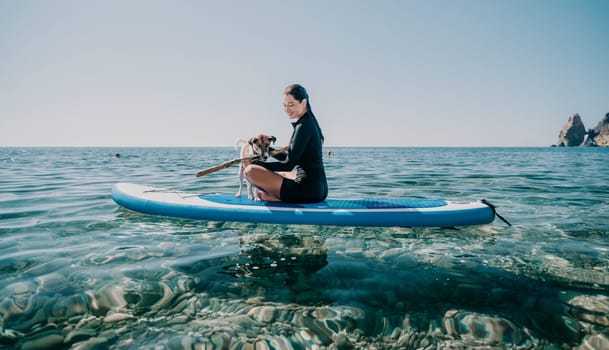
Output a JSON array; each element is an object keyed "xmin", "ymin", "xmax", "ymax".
[{"xmin": 282, "ymin": 94, "xmax": 307, "ymax": 120}]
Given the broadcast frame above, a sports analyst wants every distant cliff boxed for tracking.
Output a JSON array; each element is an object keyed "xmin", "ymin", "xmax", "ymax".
[
  {"xmin": 556, "ymin": 112, "xmax": 609, "ymax": 147},
  {"xmin": 591, "ymin": 113, "xmax": 609, "ymax": 146}
]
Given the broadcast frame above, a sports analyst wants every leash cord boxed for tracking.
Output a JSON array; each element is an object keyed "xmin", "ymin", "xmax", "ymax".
[{"xmin": 481, "ymin": 199, "xmax": 512, "ymax": 226}]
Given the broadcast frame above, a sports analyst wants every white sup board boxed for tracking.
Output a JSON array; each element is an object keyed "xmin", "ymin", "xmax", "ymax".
[{"xmin": 112, "ymin": 183, "xmax": 496, "ymax": 227}]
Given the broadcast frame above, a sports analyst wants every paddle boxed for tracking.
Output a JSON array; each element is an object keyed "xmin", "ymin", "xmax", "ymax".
[{"xmin": 195, "ymin": 145, "xmax": 290, "ymax": 177}]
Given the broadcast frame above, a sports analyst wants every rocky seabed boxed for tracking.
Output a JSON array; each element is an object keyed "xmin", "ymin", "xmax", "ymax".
[{"xmin": 2, "ymin": 273, "xmax": 609, "ymax": 350}]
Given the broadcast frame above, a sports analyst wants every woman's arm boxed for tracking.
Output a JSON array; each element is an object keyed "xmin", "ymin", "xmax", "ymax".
[{"xmin": 256, "ymin": 121, "xmax": 311, "ymax": 172}]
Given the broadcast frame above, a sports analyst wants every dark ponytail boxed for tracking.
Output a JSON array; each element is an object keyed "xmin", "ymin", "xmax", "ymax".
[{"xmin": 284, "ymin": 84, "xmax": 325, "ymax": 143}]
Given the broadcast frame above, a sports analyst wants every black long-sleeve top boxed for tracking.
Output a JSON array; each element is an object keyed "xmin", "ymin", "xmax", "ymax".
[
  {"xmin": 259, "ymin": 112, "xmax": 324, "ymax": 175},
  {"xmin": 255, "ymin": 111, "xmax": 327, "ymax": 202}
]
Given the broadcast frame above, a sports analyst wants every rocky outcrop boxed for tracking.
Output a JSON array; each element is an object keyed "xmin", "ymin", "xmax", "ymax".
[
  {"xmin": 556, "ymin": 113, "xmax": 609, "ymax": 147},
  {"xmin": 557, "ymin": 114, "xmax": 586, "ymax": 147},
  {"xmin": 591, "ymin": 113, "xmax": 609, "ymax": 147}
]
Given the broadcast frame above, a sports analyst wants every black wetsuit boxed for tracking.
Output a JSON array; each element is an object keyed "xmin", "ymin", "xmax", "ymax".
[{"xmin": 255, "ymin": 112, "xmax": 328, "ymax": 203}]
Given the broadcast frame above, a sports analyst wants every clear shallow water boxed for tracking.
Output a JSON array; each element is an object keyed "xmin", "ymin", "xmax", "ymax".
[{"xmin": 1, "ymin": 147, "xmax": 608, "ymax": 349}]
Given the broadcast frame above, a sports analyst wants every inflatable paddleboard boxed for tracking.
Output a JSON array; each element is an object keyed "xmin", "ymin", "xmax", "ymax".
[
  {"xmin": 111, "ymin": 183, "xmax": 496, "ymax": 227},
  {"xmin": 112, "ymin": 183, "xmax": 495, "ymax": 227}
]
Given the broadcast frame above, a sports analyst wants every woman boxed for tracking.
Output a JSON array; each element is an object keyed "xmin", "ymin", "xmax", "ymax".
[{"xmin": 244, "ymin": 84, "xmax": 328, "ymax": 203}]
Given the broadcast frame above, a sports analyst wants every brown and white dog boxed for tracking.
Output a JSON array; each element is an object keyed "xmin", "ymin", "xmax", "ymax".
[{"xmin": 235, "ymin": 134, "xmax": 276, "ymax": 200}]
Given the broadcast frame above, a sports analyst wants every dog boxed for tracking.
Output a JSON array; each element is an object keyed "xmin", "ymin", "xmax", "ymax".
[{"xmin": 235, "ymin": 134, "xmax": 277, "ymax": 200}]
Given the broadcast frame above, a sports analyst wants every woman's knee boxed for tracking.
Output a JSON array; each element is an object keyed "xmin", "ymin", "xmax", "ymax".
[
  {"xmin": 243, "ymin": 164, "xmax": 261, "ymax": 181},
  {"xmin": 244, "ymin": 165, "xmax": 283, "ymax": 196}
]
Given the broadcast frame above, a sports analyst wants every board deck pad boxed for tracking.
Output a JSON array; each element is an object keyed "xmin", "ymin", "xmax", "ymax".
[{"xmin": 200, "ymin": 194, "xmax": 448, "ymax": 210}]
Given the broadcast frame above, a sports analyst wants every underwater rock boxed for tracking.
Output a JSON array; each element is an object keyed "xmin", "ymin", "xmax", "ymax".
[
  {"xmin": 575, "ymin": 333, "xmax": 609, "ymax": 350},
  {"xmin": 70, "ymin": 335, "xmax": 114, "ymax": 350},
  {"xmin": 443, "ymin": 309, "xmax": 532, "ymax": 346},
  {"xmin": 75, "ymin": 315, "xmax": 103, "ymax": 329},
  {"xmin": 0, "ymin": 281, "xmax": 37, "ymax": 321},
  {"xmin": 103, "ymin": 312, "xmax": 134, "ymax": 323},
  {"xmin": 87, "ymin": 283, "xmax": 128, "ymax": 313},
  {"xmin": 333, "ymin": 332, "xmax": 354, "ymax": 350},
  {"xmin": 50, "ymin": 295, "xmax": 89, "ymax": 319},
  {"xmin": 210, "ymin": 332, "xmax": 231, "ymax": 348},
  {"xmin": 569, "ymin": 294, "xmax": 609, "ymax": 327},
  {"xmin": 64, "ymin": 328, "xmax": 97, "ymax": 345},
  {"xmin": 247, "ymin": 306, "xmax": 276, "ymax": 323},
  {"xmin": 20, "ymin": 330, "xmax": 64, "ymax": 350}
]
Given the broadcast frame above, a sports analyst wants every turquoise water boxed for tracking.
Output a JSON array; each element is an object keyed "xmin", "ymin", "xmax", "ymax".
[{"xmin": 1, "ymin": 147, "xmax": 608, "ymax": 349}]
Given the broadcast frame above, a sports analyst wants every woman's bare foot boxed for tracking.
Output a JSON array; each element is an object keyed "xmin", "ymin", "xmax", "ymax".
[{"xmin": 256, "ymin": 190, "xmax": 280, "ymax": 202}]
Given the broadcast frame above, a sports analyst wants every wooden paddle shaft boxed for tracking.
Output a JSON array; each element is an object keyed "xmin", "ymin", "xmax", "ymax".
[{"xmin": 195, "ymin": 145, "xmax": 289, "ymax": 177}]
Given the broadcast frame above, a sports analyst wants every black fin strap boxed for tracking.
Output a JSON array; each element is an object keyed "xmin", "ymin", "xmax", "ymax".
[{"xmin": 481, "ymin": 199, "xmax": 512, "ymax": 226}]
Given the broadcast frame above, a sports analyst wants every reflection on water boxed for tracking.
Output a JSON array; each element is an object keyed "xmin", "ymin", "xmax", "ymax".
[
  {"xmin": 219, "ymin": 234, "xmax": 328, "ymax": 300},
  {"xmin": 1, "ymin": 147, "xmax": 609, "ymax": 349}
]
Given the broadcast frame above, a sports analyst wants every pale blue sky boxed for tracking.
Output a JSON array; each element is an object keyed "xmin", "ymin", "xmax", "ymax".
[{"xmin": 1, "ymin": 0, "xmax": 608, "ymax": 147}]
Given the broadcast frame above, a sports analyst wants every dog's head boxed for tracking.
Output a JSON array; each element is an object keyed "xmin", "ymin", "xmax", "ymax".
[{"xmin": 248, "ymin": 134, "xmax": 276, "ymax": 160}]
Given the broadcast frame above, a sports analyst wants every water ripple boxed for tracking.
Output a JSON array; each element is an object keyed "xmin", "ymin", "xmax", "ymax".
[{"xmin": 0, "ymin": 147, "xmax": 608, "ymax": 348}]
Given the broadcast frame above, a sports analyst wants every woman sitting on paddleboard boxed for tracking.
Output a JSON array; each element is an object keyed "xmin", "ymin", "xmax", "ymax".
[{"xmin": 244, "ymin": 84, "xmax": 328, "ymax": 203}]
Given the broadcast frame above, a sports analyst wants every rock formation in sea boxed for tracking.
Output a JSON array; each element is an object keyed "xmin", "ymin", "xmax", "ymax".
[
  {"xmin": 557, "ymin": 114, "xmax": 586, "ymax": 147},
  {"xmin": 556, "ymin": 112, "xmax": 609, "ymax": 147},
  {"xmin": 591, "ymin": 113, "xmax": 609, "ymax": 147}
]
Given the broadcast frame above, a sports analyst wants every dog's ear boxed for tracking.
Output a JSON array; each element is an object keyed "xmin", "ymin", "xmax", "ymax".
[
  {"xmin": 270, "ymin": 136, "xmax": 277, "ymax": 144},
  {"xmin": 248, "ymin": 136, "xmax": 258, "ymax": 145}
]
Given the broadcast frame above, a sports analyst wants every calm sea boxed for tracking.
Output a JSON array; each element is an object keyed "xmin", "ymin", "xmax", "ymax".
[{"xmin": 1, "ymin": 147, "xmax": 608, "ymax": 349}]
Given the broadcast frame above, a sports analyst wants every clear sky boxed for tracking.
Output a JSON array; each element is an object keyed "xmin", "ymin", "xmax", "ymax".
[{"xmin": 1, "ymin": 0, "xmax": 608, "ymax": 147}]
